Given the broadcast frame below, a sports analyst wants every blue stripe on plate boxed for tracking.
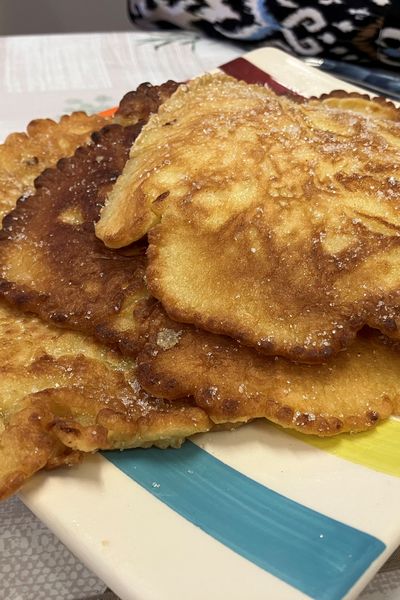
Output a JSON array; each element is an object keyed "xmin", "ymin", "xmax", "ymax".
[{"xmin": 104, "ymin": 442, "xmax": 385, "ymax": 600}]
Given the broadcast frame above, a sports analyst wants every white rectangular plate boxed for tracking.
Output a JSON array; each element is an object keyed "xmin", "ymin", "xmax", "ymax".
[{"xmin": 20, "ymin": 47, "xmax": 400, "ymax": 600}]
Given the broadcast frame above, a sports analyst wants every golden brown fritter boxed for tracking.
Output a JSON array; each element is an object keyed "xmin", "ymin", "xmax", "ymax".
[
  {"xmin": 96, "ymin": 74, "xmax": 400, "ymax": 361},
  {"xmin": 0, "ymin": 301, "xmax": 212, "ymax": 500},
  {"xmin": 137, "ymin": 305, "xmax": 400, "ymax": 436},
  {"xmin": 0, "ymin": 82, "xmax": 179, "ymax": 355},
  {"xmin": 0, "ymin": 123, "xmax": 151, "ymax": 355},
  {"xmin": 310, "ymin": 90, "xmax": 400, "ymax": 121},
  {"xmin": 0, "ymin": 112, "xmax": 108, "ymax": 224},
  {"xmin": 0, "ymin": 407, "xmax": 83, "ymax": 502},
  {"xmin": 95, "ymin": 76, "xmax": 277, "ymax": 248},
  {"xmin": 114, "ymin": 80, "xmax": 180, "ymax": 126},
  {"xmin": 0, "ymin": 80, "xmax": 178, "ymax": 226}
]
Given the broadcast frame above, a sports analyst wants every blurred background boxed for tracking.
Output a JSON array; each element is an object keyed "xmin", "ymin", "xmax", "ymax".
[{"xmin": 0, "ymin": 0, "xmax": 131, "ymax": 35}]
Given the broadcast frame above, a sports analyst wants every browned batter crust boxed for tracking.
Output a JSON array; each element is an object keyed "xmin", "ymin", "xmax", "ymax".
[{"xmin": 137, "ymin": 304, "xmax": 400, "ymax": 436}]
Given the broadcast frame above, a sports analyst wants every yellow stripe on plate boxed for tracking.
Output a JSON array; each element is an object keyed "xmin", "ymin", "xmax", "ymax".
[{"xmin": 288, "ymin": 419, "xmax": 400, "ymax": 478}]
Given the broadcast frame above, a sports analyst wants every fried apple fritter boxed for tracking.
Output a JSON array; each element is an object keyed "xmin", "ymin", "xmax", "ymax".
[
  {"xmin": 137, "ymin": 305, "xmax": 400, "ymax": 436},
  {"xmin": 0, "ymin": 82, "xmax": 179, "ymax": 355},
  {"xmin": 0, "ymin": 112, "xmax": 108, "ymax": 224},
  {"xmin": 96, "ymin": 74, "xmax": 400, "ymax": 361},
  {"xmin": 0, "ymin": 301, "xmax": 211, "ymax": 500}
]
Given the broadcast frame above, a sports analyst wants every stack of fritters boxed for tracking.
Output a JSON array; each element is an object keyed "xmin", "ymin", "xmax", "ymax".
[
  {"xmin": 97, "ymin": 74, "xmax": 400, "ymax": 429},
  {"xmin": 0, "ymin": 74, "xmax": 399, "ymax": 500},
  {"xmin": 0, "ymin": 82, "xmax": 212, "ymax": 500}
]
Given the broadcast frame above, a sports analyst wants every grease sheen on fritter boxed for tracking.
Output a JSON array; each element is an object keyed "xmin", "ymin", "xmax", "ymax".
[
  {"xmin": 137, "ymin": 305, "xmax": 400, "ymax": 436},
  {"xmin": 97, "ymin": 74, "xmax": 400, "ymax": 361}
]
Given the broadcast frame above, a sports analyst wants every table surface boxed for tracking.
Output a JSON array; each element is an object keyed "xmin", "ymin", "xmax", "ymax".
[{"xmin": 0, "ymin": 30, "xmax": 399, "ymax": 600}]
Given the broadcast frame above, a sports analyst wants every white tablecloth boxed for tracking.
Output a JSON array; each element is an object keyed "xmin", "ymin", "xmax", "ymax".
[
  {"xmin": 0, "ymin": 30, "xmax": 241, "ymax": 140},
  {"xmin": 0, "ymin": 31, "xmax": 399, "ymax": 600}
]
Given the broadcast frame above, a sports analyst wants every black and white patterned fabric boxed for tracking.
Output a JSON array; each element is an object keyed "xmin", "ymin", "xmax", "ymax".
[{"xmin": 128, "ymin": 0, "xmax": 400, "ymax": 68}]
